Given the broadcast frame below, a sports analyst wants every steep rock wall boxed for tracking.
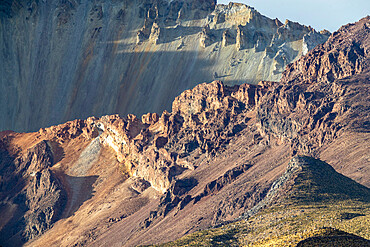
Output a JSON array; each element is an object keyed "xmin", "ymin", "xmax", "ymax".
[
  {"xmin": 0, "ymin": 0, "xmax": 329, "ymax": 132},
  {"xmin": 0, "ymin": 17, "xmax": 369, "ymax": 245}
]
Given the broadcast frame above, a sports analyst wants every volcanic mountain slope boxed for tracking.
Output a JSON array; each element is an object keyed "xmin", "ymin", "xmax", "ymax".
[
  {"xmin": 162, "ymin": 16, "xmax": 370, "ymax": 246},
  {"xmin": 0, "ymin": 0, "xmax": 329, "ymax": 132},
  {"xmin": 0, "ymin": 15, "xmax": 369, "ymax": 247}
]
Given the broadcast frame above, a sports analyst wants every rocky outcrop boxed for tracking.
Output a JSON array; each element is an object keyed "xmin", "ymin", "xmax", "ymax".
[
  {"xmin": 22, "ymin": 168, "xmax": 66, "ymax": 241},
  {"xmin": 141, "ymin": 162, "xmax": 252, "ymax": 229},
  {"xmin": 0, "ymin": 15, "xmax": 369, "ymax": 247},
  {"xmin": 221, "ymin": 29, "xmax": 233, "ymax": 47},
  {"xmin": 91, "ymin": 80, "xmax": 269, "ymax": 193},
  {"xmin": 194, "ymin": 163, "xmax": 252, "ymax": 203},
  {"xmin": 257, "ymin": 17, "xmax": 370, "ymax": 155},
  {"xmin": 0, "ymin": 140, "xmax": 54, "ymax": 198},
  {"xmin": 15, "ymin": 140, "xmax": 54, "ymax": 175},
  {"xmin": 0, "ymin": 140, "xmax": 66, "ymax": 246},
  {"xmin": 0, "ymin": 78, "xmax": 270, "ymax": 199},
  {"xmin": 0, "ymin": 0, "xmax": 329, "ymax": 132},
  {"xmin": 257, "ymin": 74, "xmax": 369, "ymax": 155},
  {"xmin": 199, "ymin": 24, "xmax": 215, "ymax": 48},
  {"xmin": 281, "ymin": 16, "xmax": 369, "ymax": 84}
]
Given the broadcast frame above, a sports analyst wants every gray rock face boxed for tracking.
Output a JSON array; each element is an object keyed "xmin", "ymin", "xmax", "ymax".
[{"xmin": 0, "ymin": 0, "xmax": 329, "ymax": 132}]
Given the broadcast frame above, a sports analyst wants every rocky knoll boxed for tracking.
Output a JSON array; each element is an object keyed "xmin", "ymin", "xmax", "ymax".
[
  {"xmin": 245, "ymin": 156, "xmax": 370, "ymax": 217},
  {"xmin": 0, "ymin": 0, "xmax": 329, "ymax": 132},
  {"xmin": 0, "ymin": 17, "xmax": 368, "ymax": 247},
  {"xmin": 163, "ymin": 156, "xmax": 370, "ymax": 246}
]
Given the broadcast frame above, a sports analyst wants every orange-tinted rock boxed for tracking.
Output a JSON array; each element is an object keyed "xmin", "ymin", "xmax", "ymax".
[
  {"xmin": 0, "ymin": 16, "xmax": 369, "ymax": 247},
  {"xmin": 142, "ymin": 113, "xmax": 159, "ymax": 125}
]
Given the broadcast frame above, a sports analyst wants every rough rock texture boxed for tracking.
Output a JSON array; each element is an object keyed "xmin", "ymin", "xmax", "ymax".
[
  {"xmin": 22, "ymin": 169, "xmax": 66, "ymax": 242},
  {"xmin": 257, "ymin": 17, "xmax": 370, "ymax": 182},
  {"xmin": 281, "ymin": 16, "xmax": 370, "ymax": 84},
  {"xmin": 257, "ymin": 71, "xmax": 370, "ymax": 156},
  {"xmin": 0, "ymin": 0, "xmax": 329, "ymax": 132},
  {"xmin": 90, "ymin": 80, "xmax": 271, "ymax": 194},
  {"xmin": 0, "ymin": 140, "xmax": 66, "ymax": 246},
  {"xmin": 0, "ymin": 140, "xmax": 54, "ymax": 199},
  {"xmin": 0, "ymin": 15, "xmax": 368, "ymax": 247}
]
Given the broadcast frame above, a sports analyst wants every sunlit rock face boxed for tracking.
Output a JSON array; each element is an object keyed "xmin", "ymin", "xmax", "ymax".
[
  {"xmin": 0, "ymin": 0, "xmax": 329, "ymax": 132},
  {"xmin": 0, "ymin": 16, "xmax": 368, "ymax": 247}
]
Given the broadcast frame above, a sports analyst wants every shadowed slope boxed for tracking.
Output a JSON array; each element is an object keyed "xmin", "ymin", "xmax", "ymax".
[
  {"xmin": 274, "ymin": 156, "xmax": 370, "ymax": 205},
  {"xmin": 297, "ymin": 228, "xmax": 370, "ymax": 247}
]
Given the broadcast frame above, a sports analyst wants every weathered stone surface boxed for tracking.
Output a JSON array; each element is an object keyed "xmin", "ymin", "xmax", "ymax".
[
  {"xmin": 16, "ymin": 140, "xmax": 54, "ymax": 175},
  {"xmin": 221, "ymin": 29, "xmax": 233, "ymax": 47},
  {"xmin": 0, "ymin": 140, "xmax": 66, "ymax": 246},
  {"xmin": 0, "ymin": 0, "xmax": 329, "ymax": 132},
  {"xmin": 281, "ymin": 16, "xmax": 369, "ymax": 84},
  {"xmin": 0, "ymin": 13, "xmax": 368, "ymax": 247},
  {"xmin": 22, "ymin": 169, "xmax": 66, "ymax": 241},
  {"xmin": 258, "ymin": 17, "xmax": 370, "ymax": 156}
]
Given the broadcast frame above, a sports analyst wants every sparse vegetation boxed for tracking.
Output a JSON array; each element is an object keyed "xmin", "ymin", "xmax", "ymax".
[
  {"xmin": 155, "ymin": 200, "xmax": 370, "ymax": 246},
  {"xmin": 154, "ymin": 156, "xmax": 370, "ymax": 247}
]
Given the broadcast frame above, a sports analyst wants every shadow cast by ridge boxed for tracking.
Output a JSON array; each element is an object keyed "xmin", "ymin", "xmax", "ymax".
[{"xmin": 62, "ymin": 174, "xmax": 99, "ymax": 219}]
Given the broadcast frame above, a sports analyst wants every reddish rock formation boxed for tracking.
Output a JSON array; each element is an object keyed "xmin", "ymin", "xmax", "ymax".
[
  {"xmin": 0, "ymin": 16, "xmax": 368, "ymax": 247},
  {"xmin": 258, "ymin": 16, "xmax": 370, "ymax": 157}
]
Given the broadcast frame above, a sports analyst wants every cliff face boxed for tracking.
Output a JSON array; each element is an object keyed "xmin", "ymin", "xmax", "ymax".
[
  {"xmin": 0, "ymin": 139, "xmax": 66, "ymax": 246},
  {"xmin": 281, "ymin": 16, "xmax": 370, "ymax": 84},
  {"xmin": 0, "ymin": 16, "xmax": 368, "ymax": 246},
  {"xmin": 0, "ymin": 1, "xmax": 370, "ymax": 246},
  {"xmin": 0, "ymin": 0, "xmax": 329, "ymax": 132}
]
